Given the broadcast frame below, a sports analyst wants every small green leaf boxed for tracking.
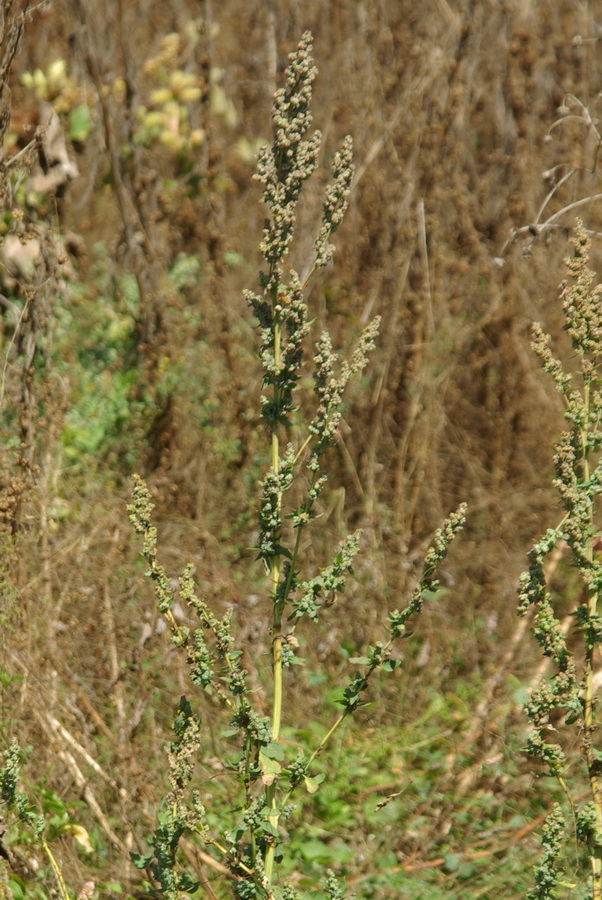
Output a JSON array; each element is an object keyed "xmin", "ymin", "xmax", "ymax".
[
  {"xmin": 381, "ymin": 659, "xmax": 401, "ymax": 672},
  {"xmin": 262, "ymin": 741, "xmax": 285, "ymax": 761},
  {"xmin": 565, "ymin": 708, "xmax": 581, "ymax": 725},
  {"xmin": 300, "ymin": 838, "xmax": 330, "ymax": 862},
  {"xmin": 275, "ymin": 544, "xmax": 293, "ymax": 560},
  {"xmin": 178, "ymin": 873, "xmax": 200, "ymax": 893},
  {"xmin": 69, "ymin": 104, "xmax": 92, "ymax": 142},
  {"xmin": 224, "ymin": 251, "xmax": 245, "ymax": 269},
  {"xmin": 443, "ymin": 853, "xmax": 461, "ymax": 873},
  {"xmin": 458, "ymin": 861, "xmax": 476, "ymax": 879},
  {"xmin": 304, "ymin": 773, "xmax": 325, "ymax": 794}
]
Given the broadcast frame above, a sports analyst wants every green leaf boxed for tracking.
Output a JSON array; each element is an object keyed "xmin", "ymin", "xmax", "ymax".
[
  {"xmin": 7, "ymin": 877, "xmax": 25, "ymax": 900},
  {"xmin": 381, "ymin": 659, "xmax": 401, "ymax": 672},
  {"xmin": 300, "ymin": 838, "xmax": 331, "ymax": 862},
  {"xmin": 458, "ymin": 861, "xmax": 476, "ymax": 879},
  {"xmin": 443, "ymin": 853, "xmax": 461, "ymax": 873},
  {"xmin": 565, "ymin": 707, "xmax": 581, "ymax": 725},
  {"xmin": 224, "ymin": 251, "xmax": 245, "ymax": 269},
  {"xmin": 304, "ymin": 773, "xmax": 325, "ymax": 794},
  {"xmin": 178, "ymin": 873, "xmax": 200, "ymax": 893},
  {"xmin": 262, "ymin": 741, "xmax": 285, "ymax": 761},
  {"xmin": 349, "ymin": 657, "xmax": 371, "ymax": 665},
  {"xmin": 275, "ymin": 544, "xmax": 293, "ymax": 560},
  {"xmin": 69, "ymin": 104, "xmax": 92, "ymax": 142},
  {"xmin": 130, "ymin": 851, "xmax": 153, "ymax": 869}
]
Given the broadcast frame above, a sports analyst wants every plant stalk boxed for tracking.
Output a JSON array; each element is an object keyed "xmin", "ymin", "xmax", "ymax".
[
  {"xmin": 581, "ymin": 379, "xmax": 602, "ymax": 898},
  {"xmin": 265, "ymin": 309, "xmax": 282, "ymax": 882}
]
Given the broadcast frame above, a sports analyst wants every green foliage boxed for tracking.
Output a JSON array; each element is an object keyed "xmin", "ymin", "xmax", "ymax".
[
  {"xmin": 130, "ymin": 698, "xmax": 206, "ymax": 897},
  {"xmin": 0, "ymin": 741, "xmax": 44, "ymax": 838},
  {"xmin": 0, "ymin": 742, "xmax": 71, "ymax": 900},
  {"xmin": 56, "ymin": 258, "xmax": 140, "ymax": 466},
  {"xmin": 55, "ymin": 246, "xmax": 206, "ymax": 469},
  {"xmin": 527, "ymin": 804, "xmax": 566, "ymax": 900}
]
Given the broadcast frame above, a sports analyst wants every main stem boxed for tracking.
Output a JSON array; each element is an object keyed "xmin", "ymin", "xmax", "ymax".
[
  {"xmin": 581, "ymin": 379, "xmax": 602, "ymax": 897},
  {"xmin": 265, "ymin": 310, "xmax": 282, "ymax": 883},
  {"xmin": 43, "ymin": 841, "xmax": 70, "ymax": 900}
]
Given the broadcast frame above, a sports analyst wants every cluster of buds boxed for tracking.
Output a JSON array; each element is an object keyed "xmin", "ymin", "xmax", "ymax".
[
  {"xmin": 135, "ymin": 58, "xmax": 205, "ymax": 154},
  {"xmin": 20, "ymin": 59, "xmax": 83, "ymax": 115},
  {"xmin": 134, "ymin": 74, "xmax": 238, "ymax": 157},
  {"xmin": 134, "ymin": 30, "xmax": 237, "ymax": 157}
]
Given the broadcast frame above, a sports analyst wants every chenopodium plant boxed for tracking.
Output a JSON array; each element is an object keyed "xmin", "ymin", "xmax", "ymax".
[
  {"xmin": 128, "ymin": 32, "xmax": 466, "ymax": 900},
  {"xmin": 0, "ymin": 740, "xmax": 70, "ymax": 900},
  {"xmin": 518, "ymin": 221, "xmax": 602, "ymax": 900}
]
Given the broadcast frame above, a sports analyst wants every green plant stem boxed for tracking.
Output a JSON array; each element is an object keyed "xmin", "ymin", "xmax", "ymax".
[
  {"xmin": 282, "ymin": 631, "xmax": 399, "ymax": 809},
  {"xmin": 280, "ymin": 712, "xmax": 348, "ymax": 812},
  {"xmin": 284, "ymin": 525, "xmax": 304, "ymax": 606},
  {"xmin": 42, "ymin": 840, "xmax": 70, "ymax": 900},
  {"xmin": 211, "ymin": 836, "xmax": 254, "ymax": 877},
  {"xmin": 580, "ymin": 379, "xmax": 602, "ymax": 898},
  {"xmin": 282, "ymin": 469, "xmax": 319, "ymax": 610},
  {"xmin": 265, "ymin": 459, "xmax": 319, "ymax": 880},
  {"xmin": 266, "ymin": 306, "xmax": 283, "ymax": 883}
]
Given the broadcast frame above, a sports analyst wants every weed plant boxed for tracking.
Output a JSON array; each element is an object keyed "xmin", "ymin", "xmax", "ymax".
[
  {"xmin": 128, "ymin": 32, "xmax": 466, "ymax": 900},
  {"xmin": 519, "ymin": 221, "xmax": 602, "ymax": 899},
  {"xmin": 0, "ymin": 741, "xmax": 71, "ymax": 900}
]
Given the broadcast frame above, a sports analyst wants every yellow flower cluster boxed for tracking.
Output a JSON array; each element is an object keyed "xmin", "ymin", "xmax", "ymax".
[
  {"xmin": 20, "ymin": 59, "xmax": 83, "ymax": 115},
  {"xmin": 135, "ymin": 34, "xmax": 205, "ymax": 154}
]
